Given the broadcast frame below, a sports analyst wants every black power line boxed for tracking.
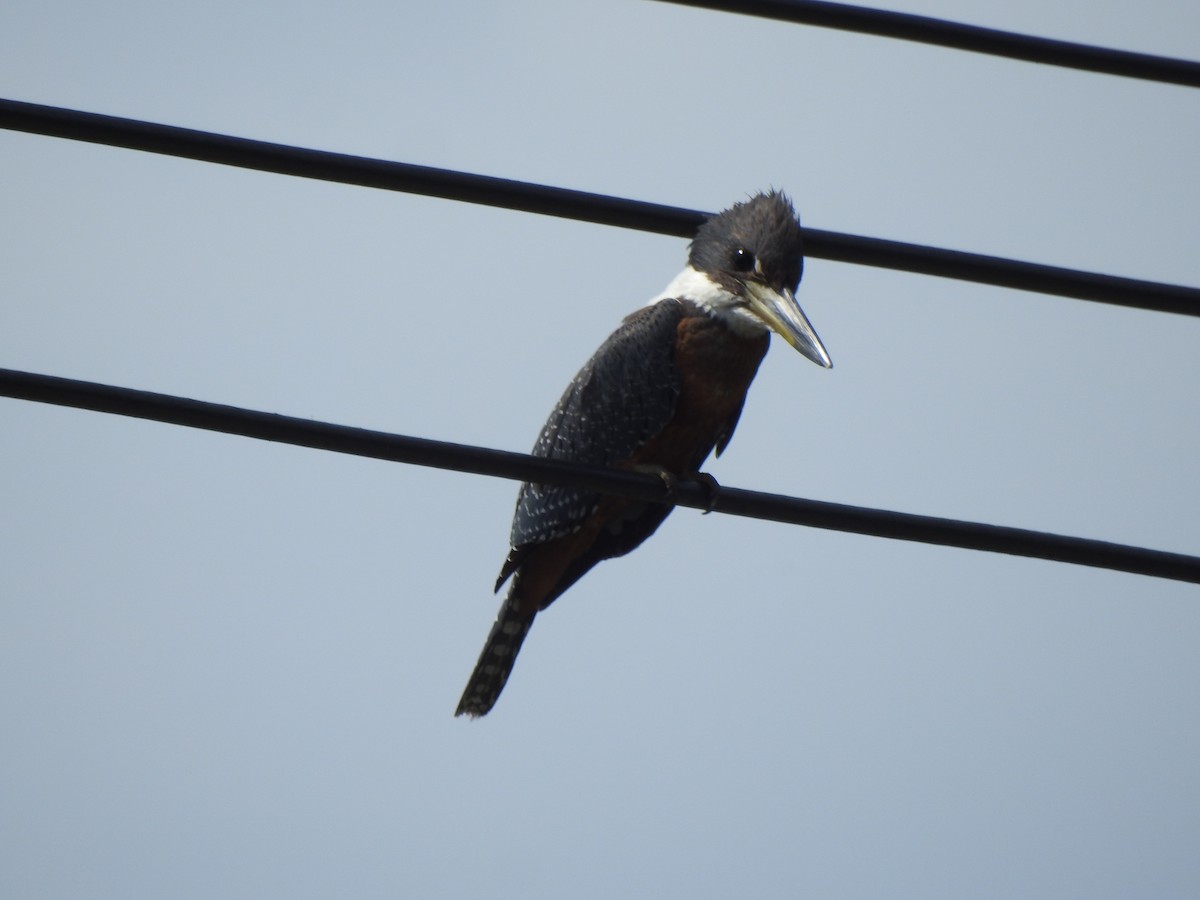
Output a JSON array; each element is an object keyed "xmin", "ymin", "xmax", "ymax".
[
  {"xmin": 3, "ymin": 367, "xmax": 1198, "ymax": 585},
  {"xmin": 655, "ymin": 0, "xmax": 1200, "ymax": 88},
  {"xmin": 2, "ymin": 98, "xmax": 1197, "ymax": 317}
]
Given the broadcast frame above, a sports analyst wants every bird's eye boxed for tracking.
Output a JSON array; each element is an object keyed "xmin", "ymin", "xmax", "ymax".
[{"xmin": 732, "ymin": 248, "xmax": 755, "ymax": 272}]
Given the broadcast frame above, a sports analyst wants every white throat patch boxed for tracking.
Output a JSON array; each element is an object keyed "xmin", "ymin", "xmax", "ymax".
[{"xmin": 648, "ymin": 265, "xmax": 767, "ymax": 337}]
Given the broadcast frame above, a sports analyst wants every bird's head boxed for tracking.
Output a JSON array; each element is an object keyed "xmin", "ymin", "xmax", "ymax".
[{"xmin": 687, "ymin": 191, "xmax": 831, "ymax": 368}]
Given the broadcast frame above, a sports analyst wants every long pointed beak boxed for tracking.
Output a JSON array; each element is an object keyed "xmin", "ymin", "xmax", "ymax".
[{"xmin": 744, "ymin": 283, "xmax": 832, "ymax": 368}]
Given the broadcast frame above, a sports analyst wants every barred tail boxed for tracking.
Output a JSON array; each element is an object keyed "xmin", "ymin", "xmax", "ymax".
[{"xmin": 455, "ymin": 589, "xmax": 536, "ymax": 718}]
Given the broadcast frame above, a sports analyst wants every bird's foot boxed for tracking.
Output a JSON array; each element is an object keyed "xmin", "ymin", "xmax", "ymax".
[
  {"xmin": 630, "ymin": 464, "xmax": 678, "ymax": 499},
  {"xmin": 686, "ymin": 471, "xmax": 721, "ymax": 514},
  {"xmin": 628, "ymin": 466, "xmax": 720, "ymax": 512}
]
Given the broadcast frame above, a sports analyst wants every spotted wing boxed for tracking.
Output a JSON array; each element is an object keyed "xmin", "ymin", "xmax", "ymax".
[{"xmin": 507, "ymin": 299, "xmax": 684, "ymax": 551}]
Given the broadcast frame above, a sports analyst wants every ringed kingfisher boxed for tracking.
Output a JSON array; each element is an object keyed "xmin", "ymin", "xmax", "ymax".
[{"xmin": 455, "ymin": 191, "xmax": 831, "ymax": 717}]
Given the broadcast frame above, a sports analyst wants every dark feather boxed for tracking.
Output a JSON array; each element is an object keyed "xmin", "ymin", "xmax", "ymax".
[{"xmin": 506, "ymin": 300, "xmax": 684, "ymax": 552}]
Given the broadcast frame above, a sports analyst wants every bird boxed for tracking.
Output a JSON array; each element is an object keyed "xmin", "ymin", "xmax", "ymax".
[{"xmin": 455, "ymin": 190, "xmax": 831, "ymax": 717}]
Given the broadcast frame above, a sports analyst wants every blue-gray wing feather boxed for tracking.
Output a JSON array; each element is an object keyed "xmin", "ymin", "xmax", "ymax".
[{"xmin": 508, "ymin": 299, "xmax": 684, "ymax": 549}]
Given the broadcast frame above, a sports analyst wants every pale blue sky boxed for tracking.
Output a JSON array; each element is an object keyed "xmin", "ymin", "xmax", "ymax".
[{"xmin": 3, "ymin": 2, "xmax": 1199, "ymax": 897}]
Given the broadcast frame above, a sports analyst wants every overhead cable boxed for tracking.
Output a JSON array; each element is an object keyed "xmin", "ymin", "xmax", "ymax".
[
  {"xmin": 3, "ymin": 367, "xmax": 1198, "ymax": 585},
  {"xmin": 655, "ymin": 0, "xmax": 1200, "ymax": 88},
  {"xmin": 2, "ymin": 98, "xmax": 1197, "ymax": 317}
]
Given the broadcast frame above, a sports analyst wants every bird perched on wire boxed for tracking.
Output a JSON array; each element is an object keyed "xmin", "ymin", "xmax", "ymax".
[{"xmin": 455, "ymin": 190, "xmax": 831, "ymax": 717}]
